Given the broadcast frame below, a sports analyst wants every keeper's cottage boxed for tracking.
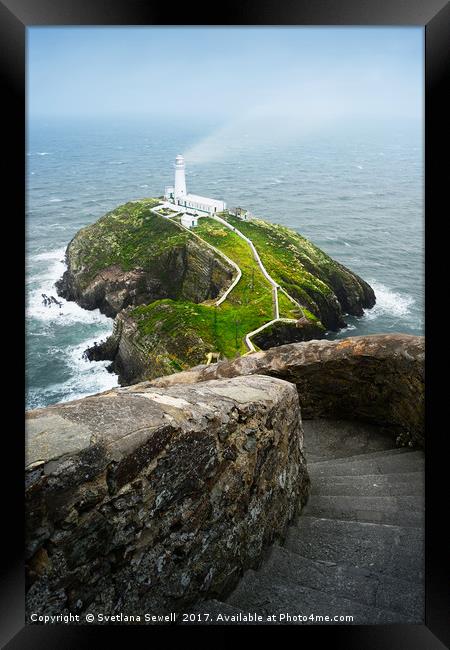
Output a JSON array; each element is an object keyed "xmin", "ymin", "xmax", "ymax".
[{"xmin": 165, "ymin": 155, "xmax": 226, "ymax": 227}]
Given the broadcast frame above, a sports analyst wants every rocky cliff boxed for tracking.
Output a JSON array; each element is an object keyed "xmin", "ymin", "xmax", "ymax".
[
  {"xmin": 57, "ymin": 200, "xmax": 376, "ymax": 384},
  {"xmin": 56, "ymin": 200, "xmax": 234, "ymax": 318}
]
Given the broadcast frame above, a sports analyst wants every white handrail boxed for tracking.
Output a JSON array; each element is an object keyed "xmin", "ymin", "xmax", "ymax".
[
  {"xmin": 163, "ymin": 214, "xmax": 243, "ymax": 306},
  {"xmin": 151, "ymin": 207, "xmax": 306, "ymax": 355}
]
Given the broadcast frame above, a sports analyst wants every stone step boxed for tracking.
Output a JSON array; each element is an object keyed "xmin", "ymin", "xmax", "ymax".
[
  {"xmin": 226, "ymin": 565, "xmax": 421, "ymax": 624},
  {"xmin": 183, "ymin": 600, "xmax": 251, "ymax": 625},
  {"xmin": 189, "ymin": 591, "xmax": 416, "ymax": 625},
  {"xmin": 285, "ymin": 516, "xmax": 424, "ymax": 582},
  {"xmin": 308, "ymin": 447, "xmax": 418, "ymax": 466},
  {"xmin": 228, "ymin": 545, "xmax": 424, "ymax": 621},
  {"xmin": 305, "ymin": 447, "xmax": 410, "ymax": 464},
  {"xmin": 302, "ymin": 419, "xmax": 396, "ymax": 461},
  {"xmin": 308, "ymin": 453, "xmax": 424, "ymax": 478},
  {"xmin": 311, "ymin": 471, "xmax": 424, "ymax": 496},
  {"xmin": 302, "ymin": 494, "xmax": 424, "ymax": 527}
]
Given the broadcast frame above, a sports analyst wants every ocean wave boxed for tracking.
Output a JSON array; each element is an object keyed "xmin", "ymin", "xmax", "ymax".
[
  {"xmin": 364, "ymin": 282, "xmax": 414, "ymax": 320},
  {"xmin": 26, "ymin": 248, "xmax": 113, "ymax": 328},
  {"xmin": 31, "ymin": 247, "xmax": 66, "ymax": 262},
  {"xmin": 26, "ymin": 247, "xmax": 118, "ymax": 409},
  {"xmin": 26, "ymin": 347, "xmax": 118, "ymax": 410},
  {"xmin": 49, "ymin": 198, "xmax": 63, "ymax": 203}
]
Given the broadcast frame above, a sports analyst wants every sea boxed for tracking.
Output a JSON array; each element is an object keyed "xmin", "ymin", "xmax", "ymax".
[{"xmin": 26, "ymin": 116, "xmax": 424, "ymax": 410}]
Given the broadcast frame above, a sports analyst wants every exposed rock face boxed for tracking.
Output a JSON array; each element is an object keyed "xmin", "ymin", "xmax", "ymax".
[
  {"xmin": 147, "ymin": 334, "xmax": 425, "ymax": 448},
  {"xmin": 85, "ymin": 306, "xmax": 217, "ymax": 386},
  {"xmin": 26, "ymin": 375, "xmax": 309, "ymax": 619},
  {"xmin": 57, "ymin": 238, "xmax": 234, "ymax": 319},
  {"xmin": 252, "ymin": 318, "xmax": 325, "ymax": 350}
]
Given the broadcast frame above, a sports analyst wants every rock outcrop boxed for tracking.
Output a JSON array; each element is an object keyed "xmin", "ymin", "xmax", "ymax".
[
  {"xmin": 222, "ymin": 214, "xmax": 375, "ymax": 328},
  {"xmin": 84, "ymin": 305, "xmax": 224, "ymax": 386},
  {"xmin": 146, "ymin": 334, "xmax": 425, "ymax": 448},
  {"xmin": 26, "ymin": 375, "xmax": 309, "ymax": 620},
  {"xmin": 56, "ymin": 202, "xmax": 234, "ymax": 319},
  {"xmin": 56, "ymin": 200, "xmax": 376, "ymax": 383},
  {"xmin": 252, "ymin": 318, "xmax": 325, "ymax": 350}
]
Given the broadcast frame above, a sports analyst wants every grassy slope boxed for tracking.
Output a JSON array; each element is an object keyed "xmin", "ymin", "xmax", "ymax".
[
  {"xmin": 132, "ymin": 212, "xmax": 327, "ymax": 361},
  {"xmin": 220, "ymin": 214, "xmax": 338, "ymax": 308},
  {"xmin": 133, "ymin": 217, "xmax": 287, "ymax": 358},
  {"xmin": 68, "ymin": 199, "xmax": 190, "ymax": 287}
]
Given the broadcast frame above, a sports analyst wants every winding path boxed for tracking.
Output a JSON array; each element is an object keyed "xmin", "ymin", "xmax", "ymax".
[
  {"xmin": 152, "ymin": 204, "xmax": 305, "ymax": 353},
  {"xmin": 211, "ymin": 215, "xmax": 305, "ymax": 352}
]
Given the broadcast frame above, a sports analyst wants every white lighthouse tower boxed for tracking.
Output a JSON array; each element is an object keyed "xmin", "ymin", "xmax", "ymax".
[
  {"xmin": 163, "ymin": 154, "xmax": 226, "ymax": 227},
  {"xmin": 174, "ymin": 154, "xmax": 187, "ymax": 200}
]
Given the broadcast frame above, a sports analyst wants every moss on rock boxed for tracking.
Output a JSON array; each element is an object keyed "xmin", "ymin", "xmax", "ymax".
[{"xmin": 59, "ymin": 199, "xmax": 376, "ymax": 384}]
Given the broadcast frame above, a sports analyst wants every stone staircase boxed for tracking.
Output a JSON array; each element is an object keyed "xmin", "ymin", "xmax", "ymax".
[{"xmin": 189, "ymin": 419, "xmax": 424, "ymax": 625}]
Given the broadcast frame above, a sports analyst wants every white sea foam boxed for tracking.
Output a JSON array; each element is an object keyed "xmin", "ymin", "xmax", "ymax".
[
  {"xmin": 49, "ymin": 198, "xmax": 63, "ymax": 203},
  {"xmin": 32, "ymin": 249, "xmax": 65, "ymax": 262},
  {"xmin": 26, "ymin": 248, "xmax": 118, "ymax": 408},
  {"xmin": 61, "ymin": 337, "xmax": 119, "ymax": 401},
  {"xmin": 26, "ymin": 248, "xmax": 113, "ymax": 328},
  {"xmin": 364, "ymin": 282, "xmax": 414, "ymax": 320},
  {"xmin": 27, "ymin": 350, "xmax": 118, "ymax": 409}
]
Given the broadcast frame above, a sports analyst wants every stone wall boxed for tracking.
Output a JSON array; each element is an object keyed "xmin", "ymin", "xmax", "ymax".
[
  {"xmin": 147, "ymin": 334, "xmax": 425, "ymax": 448},
  {"xmin": 26, "ymin": 375, "xmax": 309, "ymax": 619}
]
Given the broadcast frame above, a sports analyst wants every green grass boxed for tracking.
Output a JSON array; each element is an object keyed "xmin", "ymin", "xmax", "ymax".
[
  {"xmin": 219, "ymin": 213, "xmax": 338, "ymax": 310},
  {"xmin": 133, "ymin": 299, "xmax": 261, "ymax": 358},
  {"xmin": 69, "ymin": 200, "xmax": 191, "ymax": 286},
  {"xmin": 131, "ymin": 214, "xmax": 321, "ymax": 357}
]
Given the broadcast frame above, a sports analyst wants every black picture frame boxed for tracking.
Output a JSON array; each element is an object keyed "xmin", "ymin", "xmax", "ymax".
[{"xmin": 3, "ymin": 0, "xmax": 449, "ymax": 646}]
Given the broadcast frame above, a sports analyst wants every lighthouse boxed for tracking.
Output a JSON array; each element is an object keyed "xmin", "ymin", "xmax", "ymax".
[
  {"xmin": 163, "ymin": 154, "xmax": 226, "ymax": 226},
  {"xmin": 174, "ymin": 154, "xmax": 187, "ymax": 200}
]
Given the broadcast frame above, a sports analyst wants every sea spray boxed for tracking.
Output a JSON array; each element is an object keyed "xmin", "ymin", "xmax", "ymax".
[{"xmin": 26, "ymin": 248, "xmax": 118, "ymax": 409}]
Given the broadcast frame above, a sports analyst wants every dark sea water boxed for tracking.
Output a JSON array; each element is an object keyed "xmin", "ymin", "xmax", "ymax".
[{"xmin": 26, "ymin": 117, "xmax": 424, "ymax": 410}]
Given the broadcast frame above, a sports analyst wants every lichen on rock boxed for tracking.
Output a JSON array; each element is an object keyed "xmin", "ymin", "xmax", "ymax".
[
  {"xmin": 147, "ymin": 334, "xmax": 425, "ymax": 448},
  {"xmin": 25, "ymin": 375, "xmax": 309, "ymax": 618}
]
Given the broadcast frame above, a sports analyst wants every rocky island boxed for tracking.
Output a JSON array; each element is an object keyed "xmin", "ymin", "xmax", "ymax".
[{"xmin": 56, "ymin": 198, "xmax": 375, "ymax": 384}]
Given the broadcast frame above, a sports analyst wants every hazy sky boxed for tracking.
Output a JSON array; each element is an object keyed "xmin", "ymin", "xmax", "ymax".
[{"xmin": 28, "ymin": 27, "xmax": 423, "ymax": 124}]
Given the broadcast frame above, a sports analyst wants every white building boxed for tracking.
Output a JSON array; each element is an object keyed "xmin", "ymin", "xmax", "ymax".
[
  {"xmin": 180, "ymin": 214, "xmax": 199, "ymax": 229},
  {"xmin": 164, "ymin": 155, "xmax": 226, "ymax": 225}
]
